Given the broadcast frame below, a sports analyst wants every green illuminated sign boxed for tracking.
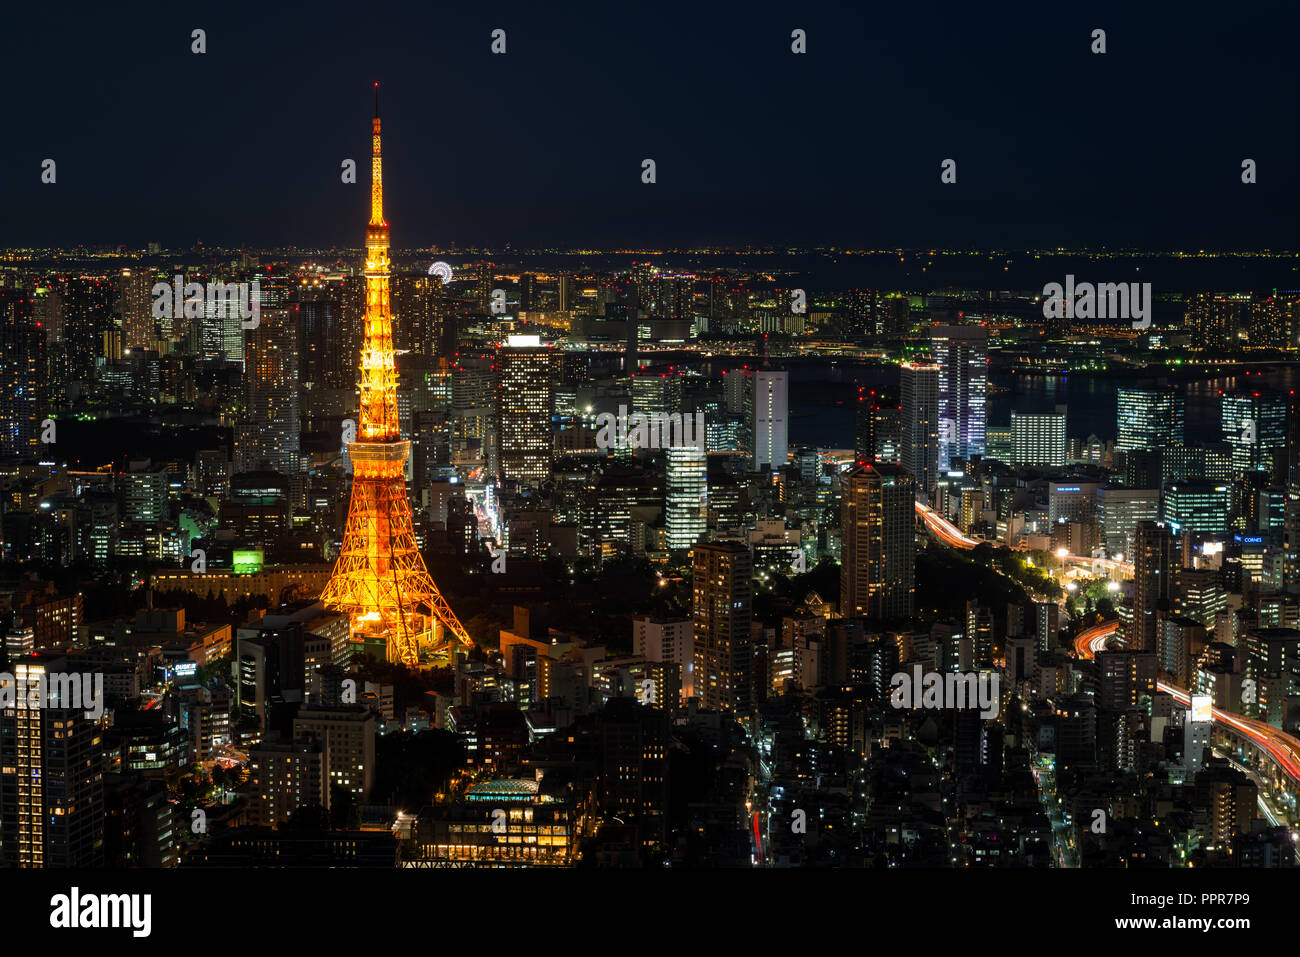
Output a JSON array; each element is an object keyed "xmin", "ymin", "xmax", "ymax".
[{"xmin": 232, "ymin": 549, "xmax": 263, "ymax": 574}]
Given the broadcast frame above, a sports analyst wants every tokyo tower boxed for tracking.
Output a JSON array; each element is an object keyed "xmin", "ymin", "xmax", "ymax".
[{"xmin": 320, "ymin": 85, "xmax": 474, "ymax": 666}]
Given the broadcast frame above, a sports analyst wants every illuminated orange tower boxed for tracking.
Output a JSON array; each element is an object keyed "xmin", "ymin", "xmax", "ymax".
[{"xmin": 321, "ymin": 85, "xmax": 473, "ymax": 666}]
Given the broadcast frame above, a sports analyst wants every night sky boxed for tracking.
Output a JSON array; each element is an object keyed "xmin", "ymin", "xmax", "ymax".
[{"xmin": 3, "ymin": 1, "xmax": 1298, "ymax": 249}]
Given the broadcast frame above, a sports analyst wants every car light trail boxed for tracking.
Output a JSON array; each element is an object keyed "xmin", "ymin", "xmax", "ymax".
[{"xmin": 1073, "ymin": 619, "xmax": 1300, "ymax": 784}]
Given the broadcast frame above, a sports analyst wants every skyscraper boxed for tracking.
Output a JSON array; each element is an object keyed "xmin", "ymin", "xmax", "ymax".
[
  {"xmin": 839, "ymin": 463, "xmax": 916, "ymax": 620},
  {"xmin": 752, "ymin": 370, "xmax": 788, "ymax": 471},
  {"xmin": 1129, "ymin": 520, "xmax": 1173, "ymax": 652},
  {"xmin": 931, "ymin": 324, "xmax": 987, "ymax": 469},
  {"xmin": 236, "ymin": 306, "xmax": 301, "ymax": 475},
  {"xmin": 391, "ymin": 275, "xmax": 445, "ymax": 357},
  {"xmin": 900, "ymin": 362, "xmax": 939, "ymax": 498},
  {"xmin": 1221, "ymin": 388, "xmax": 1288, "ymax": 473},
  {"xmin": 0, "ymin": 656, "xmax": 104, "ymax": 867},
  {"xmin": 1010, "ymin": 406, "xmax": 1067, "ymax": 467},
  {"xmin": 119, "ymin": 266, "xmax": 156, "ymax": 352},
  {"xmin": 61, "ymin": 277, "xmax": 113, "ymax": 384},
  {"xmin": 854, "ymin": 388, "xmax": 879, "ymax": 464},
  {"xmin": 1163, "ymin": 480, "xmax": 1232, "ymax": 538},
  {"xmin": 692, "ymin": 541, "xmax": 753, "ymax": 715},
  {"xmin": 1116, "ymin": 385, "xmax": 1184, "ymax": 452},
  {"xmin": 632, "ymin": 372, "xmax": 682, "ymax": 417},
  {"xmin": 291, "ymin": 290, "xmax": 339, "ymax": 393},
  {"xmin": 518, "ymin": 272, "xmax": 537, "ymax": 312},
  {"xmin": 1287, "ymin": 392, "xmax": 1300, "ymax": 587},
  {"xmin": 496, "ymin": 334, "xmax": 554, "ymax": 484},
  {"xmin": 1096, "ymin": 486, "xmax": 1160, "ymax": 559},
  {"xmin": 1185, "ymin": 294, "xmax": 1248, "ymax": 348},
  {"xmin": 452, "ymin": 353, "xmax": 495, "ymax": 463},
  {"xmin": 0, "ymin": 289, "xmax": 44, "ymax": 458},
  {"xmin": 201, "ymin": 282, "xmax": 247, "ymax": 367},
  {"xmin": 665, "ymin": 445, "xmax": 708, "ymax": 549}
]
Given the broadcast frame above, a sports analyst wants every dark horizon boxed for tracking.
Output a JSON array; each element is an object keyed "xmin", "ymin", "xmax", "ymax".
[{"xmin": 4, "ymin": 1, "xmax": 1299, "ymax": 249}]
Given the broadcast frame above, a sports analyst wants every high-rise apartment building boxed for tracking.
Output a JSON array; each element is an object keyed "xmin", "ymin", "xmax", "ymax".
[
  {"xmin": 61, "ymin": 277, "xmax": 113, "ymax": 383},
  {"xmin": 854, "ymin": 388, "xmax": 880, "ymax": 464},
  {"xmin": 1185, "ymin": 294, "xmax": 1248, "ymax": 348},
  {"xmin": 839, "ymin": 463, "xmax": 916, "ymax": 620},
  {"xmin": 0, "ymin": 656, "xmax": 105, "ymax": 867},
  {"xmin": 291, "ymin": 290, "xmax": 340, "ymax": 393},
  {"xmin": 237, "ymin": 307, "xmax": 301, "ymax": 475},
  {"xmin": 633, "ymin": 616, "xmax": 695, "ymax": 700},
  {"xmin": 691, "ymin": 541, "xmax": 753, "ymax": 716},
  {"xmin": 119, "ymin": 266, "xmax": 157, "ymax": 351},
  {"xmin": 1129, "ymin": 520, "xmax": 1174, "ymax": 652},
  {"xmin": 0, "ymin": 289, "xmax": 45, "ymax": 458},
  {"xmin": 900, "ymin": 362, "xmax": 940, "ymax": 497},
  {"xmin": 293, "ymin": 705, "xmax": 377, "ymax": 805}
]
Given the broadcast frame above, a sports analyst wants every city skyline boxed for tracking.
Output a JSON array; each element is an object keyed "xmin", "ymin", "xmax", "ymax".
[{"xmin": 4, "ymin": 11, "xmax": 1300, "ymax": 932}]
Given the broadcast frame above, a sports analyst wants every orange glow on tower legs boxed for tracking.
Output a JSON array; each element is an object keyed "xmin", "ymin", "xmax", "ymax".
[{"xmin": 319, "ymin": 89, "xmax": 474, "ymax": 666}]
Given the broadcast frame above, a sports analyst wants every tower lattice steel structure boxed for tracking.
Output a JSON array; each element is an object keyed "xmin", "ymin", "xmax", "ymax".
[{"xmin": 320, "ymin": 86, "xmax": 474, "ymax": 666}]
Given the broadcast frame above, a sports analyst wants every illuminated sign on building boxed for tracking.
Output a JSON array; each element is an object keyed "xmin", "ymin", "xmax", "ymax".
[
  {"xmin": 232, "ymin": 549, "xmax": 263, "ymax": 574},
  {"xmin": 1190, "ymin": 694, "xmax": 1212, "ymax": 725}
]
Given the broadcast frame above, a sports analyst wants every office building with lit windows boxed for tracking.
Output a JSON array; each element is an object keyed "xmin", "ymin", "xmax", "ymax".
[
  {"xmin": 1096, "ymin": 486, "xmax": 1160, "ymax": 559},
  {"xmin": 407, "ymin": 778, "xmax": 578, "ymax": 866},
  {"xmin": 1116, "ymin": 385, "xmax": 1184, "ymax": 452},
  {"xmin": 496, "ymin": 335, "xmax": 554, "ymax": 483},
  {"xmin": 665, "ymin": 445, "xmax": 708, "ymax": 549},
  {"xmin": 1164, "ymin": 481, "xmax": 1232, "ymax": 538},
  {"xmin": 1221, "ymin": 388, "xmax": 1288, "ymax": 474},
  {"xmin": 1010, "ymin": 406, "xmax": 1067, "ymax": 468},
  {"xmin": 931, "ymin": 324, "xmax": 987, "ymax": 469}
]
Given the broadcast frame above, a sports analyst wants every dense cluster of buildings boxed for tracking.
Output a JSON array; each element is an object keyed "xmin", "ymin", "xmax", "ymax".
[{"xmin": 1, "ymin": 245, "xmax": 1299, "ymax": 867}]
